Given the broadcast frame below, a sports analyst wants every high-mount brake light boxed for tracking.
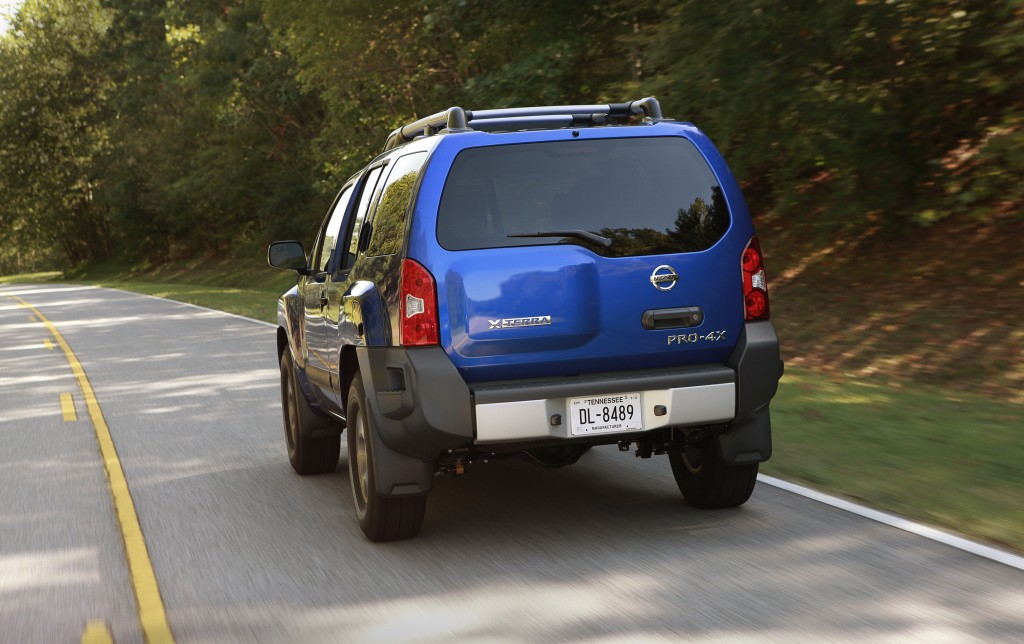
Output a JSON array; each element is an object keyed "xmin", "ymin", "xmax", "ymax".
[
  {"xmin": 741, "ymin": 236, "xmax": 771, "ymax": 321},
  {"xmin": 400, "ymin": 259, "xmax": 439, "ymax": 346}
]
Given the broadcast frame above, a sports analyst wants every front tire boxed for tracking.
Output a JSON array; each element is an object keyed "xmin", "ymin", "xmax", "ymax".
[
  {"xmin": 280, "ymin": 351, "xmax": 340, "ymax": 475},
  {"xmin": 669, "ymin": 439, "xmax": 758, "ymax": 509},
  {"xmin": 346, "ymin": 373, "xmax": 426, "ymax": 542}
]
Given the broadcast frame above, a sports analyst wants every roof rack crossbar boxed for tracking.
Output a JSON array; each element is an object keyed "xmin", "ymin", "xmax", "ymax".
[
  {"xmin": 382, "ymin": 97, "xmax": 664, "ymax": 151},
  {"xmin": 468, "ymin": 115, "xmax": 576, "ymax": 132},
  {"xmin": 466, "ymin": 104, "xmax": 611, "ymax": 121}
]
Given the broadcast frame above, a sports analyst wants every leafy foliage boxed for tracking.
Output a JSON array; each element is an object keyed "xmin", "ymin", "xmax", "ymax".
[
  {"xmin": 0, "ymin": 0, "xmax": 1019, "ymax": 272},
  {"xmin": 635, "ymin": 0, "xmax": 1024, "ymax": 228},
  {"xmin": 0, "ymin": 0, "xmax": 115, "ymax": 269}
]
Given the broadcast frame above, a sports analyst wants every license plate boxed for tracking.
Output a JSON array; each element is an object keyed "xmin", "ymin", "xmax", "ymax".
[{"xmin": 569, "ymin": 393, "xmax": 643, "ymax": 436}]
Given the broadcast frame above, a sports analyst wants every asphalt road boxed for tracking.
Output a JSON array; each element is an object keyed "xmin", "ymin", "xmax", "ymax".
[{"xmin": 1, "ymin": 283, "xmax": 1022, "ymax": 643}]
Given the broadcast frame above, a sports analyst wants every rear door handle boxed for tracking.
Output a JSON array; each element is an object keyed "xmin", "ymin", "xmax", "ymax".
[{"xmin": 641, "ymin": 306, "xmax": 703, "ymax": 330}]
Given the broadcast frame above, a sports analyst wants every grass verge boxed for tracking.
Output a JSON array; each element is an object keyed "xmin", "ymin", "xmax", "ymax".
[
  {"xmin": 765, "ymin": 369, "xmax": 1023, "ymax": 552},
  {"xmin": 62, "ymin": 257, "xmax": 294, "ymax": 323},
  {"xmin": 86, "ymin": 281, "xmax": 286, "ymax": 323},
  {"xmin": 0, "ymin": 271, "xmax": 63, "ymax": 285}
]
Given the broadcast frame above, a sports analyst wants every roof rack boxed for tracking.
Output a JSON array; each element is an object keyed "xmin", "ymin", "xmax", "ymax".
[{"xmin": 382, "ymin": 96, "xmax": 666, "ymax": 152}]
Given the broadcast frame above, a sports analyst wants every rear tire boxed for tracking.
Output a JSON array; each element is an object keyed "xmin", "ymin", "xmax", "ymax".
[
  {"xmin": 347, "ymin": 373, "xmax": 426, "ymax": 542},
  {"xmin": 280, "ymin": 351, "xmax": 340, "ymax": 475},
  {"xmin": 669, "ymin": 439, "xmax": 758, "ymax": 509}
]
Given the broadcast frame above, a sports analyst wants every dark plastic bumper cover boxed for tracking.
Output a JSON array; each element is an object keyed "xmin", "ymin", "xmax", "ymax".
[
  {"xmin": 720, "ymin": 320, "xmax": 784, "ymax": 465},
  {"xmin": 355, "ymin": 345, "xmax": 473, "ymax": 461}
]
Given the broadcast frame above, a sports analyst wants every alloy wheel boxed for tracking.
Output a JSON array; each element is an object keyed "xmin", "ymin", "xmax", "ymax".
[{"xmin": 354, "ymin": 408, "xmax": 369, "ymax": 509}]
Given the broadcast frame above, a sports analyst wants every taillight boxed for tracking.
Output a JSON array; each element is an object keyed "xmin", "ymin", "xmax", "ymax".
[
  {"xmin": 400, "ymin": 259, "xmax": 439, "ymax": 346},
  {"xmin": 741, "ymin": 236, "xmax": 770, "ymax": 321}
]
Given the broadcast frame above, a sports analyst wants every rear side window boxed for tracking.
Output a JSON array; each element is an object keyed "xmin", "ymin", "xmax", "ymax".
[
  {"xmin": 437, "ymin": 137, "xmax": 729, "ymax": 257},
  {"xmin": 345, "ymin": 166, "xmax": 384, "ymax": 266},
  {"xmin": 315, "ymin": 184, "xmax": 355, "ymax": 273},
  {"xmin": 366, "ymin": 152, "xmax": 426, "ymax": 256}
]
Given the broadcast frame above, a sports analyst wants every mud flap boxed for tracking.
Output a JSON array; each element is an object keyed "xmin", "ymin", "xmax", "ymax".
[
  {"xmin": 717, "ymin": 407, "xmax": 772, "ymax": 466},
  {"xmin": 363, "ymin": 397, "xmax": 436, "ymax": 497}
]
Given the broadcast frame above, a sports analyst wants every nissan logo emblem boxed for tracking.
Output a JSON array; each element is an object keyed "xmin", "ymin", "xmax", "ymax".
[{"xmin": 650, "ymin": 265, "xmax": 679, "ymax": 291}]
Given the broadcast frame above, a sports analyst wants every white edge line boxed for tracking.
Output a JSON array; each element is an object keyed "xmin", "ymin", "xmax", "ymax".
[{"xmin": 758, "ymin": 474, "xmax": 1024, "ymax": 572}]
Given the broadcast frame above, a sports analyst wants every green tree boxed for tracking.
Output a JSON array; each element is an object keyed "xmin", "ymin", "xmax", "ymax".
[
  {"xmin": 632, "ymin": 0, "xmax": 1023, "ymax": 229},
  {"xmin": 264, "ymin": 0, "xmax": 457, "ymax": 184},
  {"xmin": 1, "ymin": 0, "xmax": 1020, "ymax": 273},
  {"xmin": 100, "ymin": 0, "xmax": 323, "ymax": 258},
  {"xmin": 0, "ymin": 0, "xmax": 116, "ymax": 268},
  {"xmin": 95, "ymin": 0, "xmax": 175, "ymax": 260},
  {"xmin": 263, "ymin": 0, "xmax": 640, "ymax": 186}
]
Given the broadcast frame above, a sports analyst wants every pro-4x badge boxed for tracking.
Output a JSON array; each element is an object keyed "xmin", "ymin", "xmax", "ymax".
[{"xmin": 488, "ymin": 316, "xmax": 552, "ymax": 329}]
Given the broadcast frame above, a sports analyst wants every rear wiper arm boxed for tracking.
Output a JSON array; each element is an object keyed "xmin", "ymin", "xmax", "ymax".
[{"xmin": 507, "ymin": 229, "xmax": 612, "ymax": 248}]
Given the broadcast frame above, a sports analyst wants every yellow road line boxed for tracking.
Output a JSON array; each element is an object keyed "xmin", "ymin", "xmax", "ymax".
[
  {"xmin": 61, "ymin": 392, "xmax": 78, "ymax": 422},
  {"xmin": 81, "ymin": 620, "xmax": 114, "ymax": 644},
  {"xmin": 9, "ymin": 295, "xmax": 175, "ymax": 644},
  {"xmin": 44, "ymin": 338, "xmax": 55, "ymax": 350}
]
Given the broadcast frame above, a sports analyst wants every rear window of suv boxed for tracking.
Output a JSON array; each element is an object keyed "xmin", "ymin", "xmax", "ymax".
[{"xmin": 437, "ymin": 137, "xmax": 729, "ymax": 257}]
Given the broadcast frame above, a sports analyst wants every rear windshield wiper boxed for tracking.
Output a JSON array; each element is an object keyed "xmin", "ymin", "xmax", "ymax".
[{"xmin": 507, "ymin": 229, "xmax": 612, "ymax": 248}]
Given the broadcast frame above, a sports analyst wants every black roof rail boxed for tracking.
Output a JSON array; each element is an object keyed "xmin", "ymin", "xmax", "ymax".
[{"xmin": 382, "ymin": 97, "xmax": 666, "ymax": 151}]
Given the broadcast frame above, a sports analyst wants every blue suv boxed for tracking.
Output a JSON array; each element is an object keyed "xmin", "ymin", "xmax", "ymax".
[{"xmin": 269, "ymin": 97, "xmax": 783, "ymax": 541}]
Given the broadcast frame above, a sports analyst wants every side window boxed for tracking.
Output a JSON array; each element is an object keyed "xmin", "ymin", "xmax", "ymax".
[
  {"xmin": 342, "ymin": 166, "xmax": 384, "ymax": 270},
  {"xmin": 366, "ymin": 152, "xmax": 426, "ymax": 256},
  {"xmin": 314, "ymin": 185, "xmax": 355, "ymax": 273}
]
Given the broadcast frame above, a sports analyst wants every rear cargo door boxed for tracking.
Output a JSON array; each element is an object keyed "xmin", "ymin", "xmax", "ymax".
[{"xmin": 433, "ymin": 136, "xmax": 747, "ymax": 382}]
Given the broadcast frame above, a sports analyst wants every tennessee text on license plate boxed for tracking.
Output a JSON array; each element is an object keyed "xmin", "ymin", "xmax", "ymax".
[{"xmin": 569, "ymin": 393, "xmax": 643, "ymax": 436}]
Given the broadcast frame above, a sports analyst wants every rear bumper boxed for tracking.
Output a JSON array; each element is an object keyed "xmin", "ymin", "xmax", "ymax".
[
  {"xmin": 357, "ymin": 321, "xmax": 782, "ymax": 465},
  {"xmin": 473, "ymin": 367, "xmax": 736, "ymax": 443}
]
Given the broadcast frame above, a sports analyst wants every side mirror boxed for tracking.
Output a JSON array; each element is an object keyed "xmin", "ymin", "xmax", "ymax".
[{"xmin": 268, "ymin": 241, "xmax": 308, "ymax": 273}]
